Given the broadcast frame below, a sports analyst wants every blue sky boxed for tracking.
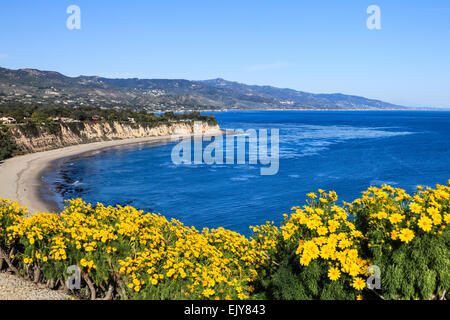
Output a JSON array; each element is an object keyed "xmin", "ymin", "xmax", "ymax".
[{"xmin": 1, "ymin": 0, "xmax": 449, "ymax": 108}]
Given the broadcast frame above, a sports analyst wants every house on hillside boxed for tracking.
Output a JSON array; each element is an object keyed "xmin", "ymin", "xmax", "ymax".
[
  {"xmin": 91, "ymin": 115, "xmax": 102, "ymax": 121},
  {"xmin": 52, "ymin": 117, "xmax": 75, "ymax": 123},
  {"xmin": 0, "ymin": 116, "xmax": 16, "ymax": 124}
]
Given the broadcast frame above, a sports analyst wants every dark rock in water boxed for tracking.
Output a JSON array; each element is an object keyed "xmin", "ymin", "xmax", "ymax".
[{"xmin": 114, "ymin": 200, "xmax": 135, "ymax": 207}]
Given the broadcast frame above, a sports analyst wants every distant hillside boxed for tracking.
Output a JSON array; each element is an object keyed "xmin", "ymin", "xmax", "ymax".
[{"xmin": 0, "ymin": 67, "xmax": 407, "ymax": 111}]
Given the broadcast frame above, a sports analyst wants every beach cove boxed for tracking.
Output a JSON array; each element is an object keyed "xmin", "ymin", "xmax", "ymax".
[{"xmin": 0, "ymin": 131, "xmax": 223, "ymax": 214}]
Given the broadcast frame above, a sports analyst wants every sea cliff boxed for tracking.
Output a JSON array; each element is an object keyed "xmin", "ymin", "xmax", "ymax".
[{"xmin": 9, "ymin": 121, "xmax": 221, "ymax": 154}]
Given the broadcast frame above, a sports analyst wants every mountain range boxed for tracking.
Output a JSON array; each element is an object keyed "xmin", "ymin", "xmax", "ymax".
[{"xmin": 0, "ymin": 67, "xmax": 407, "ymax": 111}]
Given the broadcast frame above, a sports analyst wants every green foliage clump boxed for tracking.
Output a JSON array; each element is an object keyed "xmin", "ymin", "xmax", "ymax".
[
  {"xmin": 256, "ymin": 184, "xmax": 450, "ymax": 300},
  {"xmin": 351, "ymin": 185, "xmax": 450, "ymax": 300},
  {"xmin": 0, "ymin": 104, "xmax": 217, "ymax": 127},
  {"xmin": 0, "ymin": 126, "xmax": 18, "ymax": 161}
]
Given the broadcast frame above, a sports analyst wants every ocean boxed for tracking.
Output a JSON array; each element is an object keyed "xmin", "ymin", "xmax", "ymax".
[{"xmin": 43, "ymin": 111, "xmax": 450, "ymax": 235}]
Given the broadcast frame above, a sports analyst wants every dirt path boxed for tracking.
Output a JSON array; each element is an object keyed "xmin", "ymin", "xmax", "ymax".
[{"xmin": 0, "ymin": 272, "xmax": 72, "ymax": 300}]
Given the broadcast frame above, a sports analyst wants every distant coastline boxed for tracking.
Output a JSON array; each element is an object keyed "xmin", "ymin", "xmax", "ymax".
[
  {"xmin": 199, "ymin": 108, "xmax": 450, "ymax": 112},
  {"xmin": 0, "ymin": 66, "xmax": 409, "ymax": 111}
]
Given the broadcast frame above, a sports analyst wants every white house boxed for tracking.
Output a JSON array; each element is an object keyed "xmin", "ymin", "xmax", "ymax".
[{"xmin": 52, "ymin": 117, "xmax": 75, "ymax": 123}]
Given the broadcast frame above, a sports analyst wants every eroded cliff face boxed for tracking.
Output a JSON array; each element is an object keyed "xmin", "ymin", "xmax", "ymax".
[{"xmin": 10, "ymin": 121, "xmax": 221, "ymax": 153}]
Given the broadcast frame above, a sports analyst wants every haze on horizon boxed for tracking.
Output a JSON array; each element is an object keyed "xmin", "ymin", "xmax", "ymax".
[{"xmin": 1, "ymin": 0, "xmax": 449, "ymax": 108}]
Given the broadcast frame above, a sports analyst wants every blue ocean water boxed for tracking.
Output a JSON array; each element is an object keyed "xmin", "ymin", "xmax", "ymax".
[{"xmin": 45, "ymin": 111, "xmax": 450, "ymax": 235}]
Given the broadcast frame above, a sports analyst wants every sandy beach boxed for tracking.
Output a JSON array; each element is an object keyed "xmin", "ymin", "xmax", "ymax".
[{"xmin": 0, "ymin": 132, "xmax": 221, "ymax": 214}]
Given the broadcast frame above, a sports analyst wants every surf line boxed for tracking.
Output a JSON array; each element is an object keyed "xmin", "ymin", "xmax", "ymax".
[{"xmin": 171, "ymin": 121, "xmax": 279, "ymax": 176}]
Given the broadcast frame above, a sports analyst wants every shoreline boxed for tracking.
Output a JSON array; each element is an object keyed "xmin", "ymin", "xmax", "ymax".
[
  {"xmin": 37, "ymin": 137, "xmax": 178, "ymax": 213},
  {"xmin": 201, "ymin": 108, "xmax": 450, "ymax": 112},
  {"xmin": 0, "ymin": 130, "xmax": 223, "ymax": 214}
]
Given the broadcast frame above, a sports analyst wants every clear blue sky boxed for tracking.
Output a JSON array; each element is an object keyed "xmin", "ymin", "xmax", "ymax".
[{"xmin": 1, "ymin": 0, "xmax": 449, "ymax": 108}]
